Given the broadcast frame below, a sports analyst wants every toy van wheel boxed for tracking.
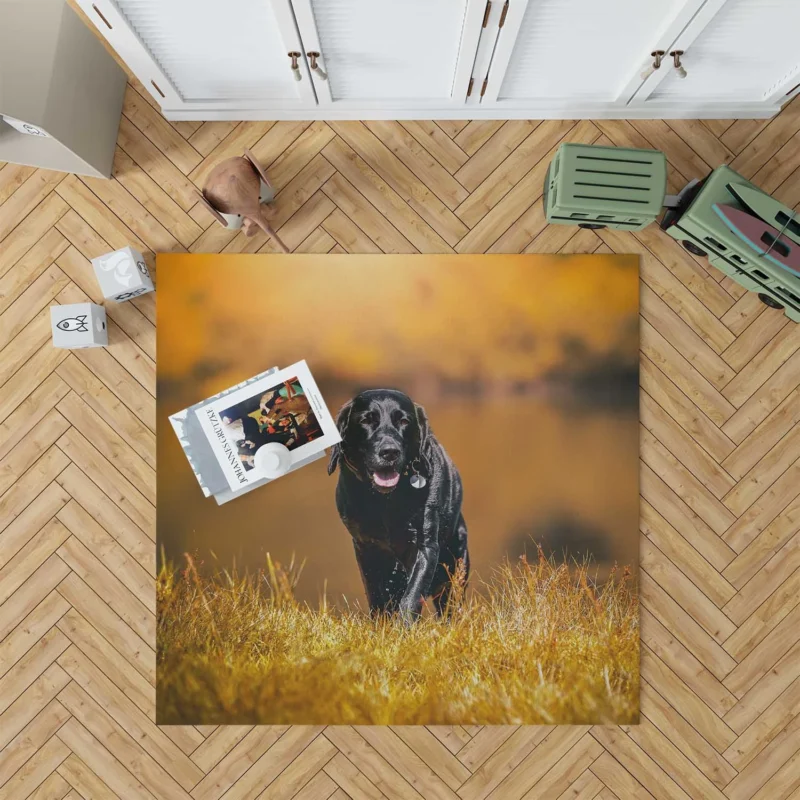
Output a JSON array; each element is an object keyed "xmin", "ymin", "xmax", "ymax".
[
  {"xmin": 758, "ymin": 293, "xmax": 784, "ymax": 310},
  {"xmin": 682, "ymin": 240, "xmax": 707, "ymax": 257},
  {"xmin": 578, "ymin": 223, "xmax": 606, "ymax": 229}
]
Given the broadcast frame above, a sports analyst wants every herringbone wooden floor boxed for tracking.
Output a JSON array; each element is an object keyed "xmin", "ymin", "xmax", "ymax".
[{"xmin": 2, "ymin": 72, "xmax": 800, "ymax": 798}]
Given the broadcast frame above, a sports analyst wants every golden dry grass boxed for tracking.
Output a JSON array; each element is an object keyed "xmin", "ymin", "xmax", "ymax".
[{"xmin": 157, "ymin": 551, "xmax": 639, "ymax": 725}]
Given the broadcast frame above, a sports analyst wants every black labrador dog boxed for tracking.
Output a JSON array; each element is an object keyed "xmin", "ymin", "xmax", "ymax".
[{"xmin": 328, "ymin": 389, "xmax": 469, "ymax": 621}]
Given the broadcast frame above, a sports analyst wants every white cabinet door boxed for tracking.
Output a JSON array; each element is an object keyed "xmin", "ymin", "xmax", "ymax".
[
  {"xmin": 289, "ymin": 0, "xmax": 487, "ymax": 109},
  {"xmin": 633, "ymin": 0, "xmax": 800, "ymax": 108},
  {"xmin": 478, "ymin": 0, "xmax": 707, "ymax": 111},
  {"xmin": 75, "ymin": 0, "xmax": 316, "ymax": 112}
]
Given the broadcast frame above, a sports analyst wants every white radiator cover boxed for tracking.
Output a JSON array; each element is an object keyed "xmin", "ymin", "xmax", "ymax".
[
  {"xmin": 307, "ymin": 0, "xmax": 469, "ymax": 101},
  {"xmin": 73, "ymin": 0, "xmax": 800, "ymax": 119},
  {"xmin": 650, "ymin": 0, "xmax": 800, "ymax": 101},
  {"xmin": 498, "ymin": 0, "xmax": 687, "ymax": 101},
  {"xmin": 114, "ymin": 0, "xmax": 297, "ymax": 101}
]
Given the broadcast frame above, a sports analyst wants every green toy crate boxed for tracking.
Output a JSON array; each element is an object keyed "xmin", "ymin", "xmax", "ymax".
[
  {"xmin": 544, "ymin": 143, "xmax": 667, "ymax": 231},
  {"xmin": 661, "ymin": 164, "xmax": 800, "ymax": 323}
]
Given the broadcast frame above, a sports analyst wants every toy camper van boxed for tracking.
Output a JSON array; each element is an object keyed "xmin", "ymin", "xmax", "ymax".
[
  {"xmin": 544, "ymin": 142, "xmax": 800, "ymax": 322},
  {"xmin": 660, "ymin": 165, "xmax": 800, "ymax": 322}
]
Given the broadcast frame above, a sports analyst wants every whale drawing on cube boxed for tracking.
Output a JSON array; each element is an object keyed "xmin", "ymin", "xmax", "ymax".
[
  {"xmin": 91, "ymin": 246, "xmax": 154, "ymax": 302},
  {"xmin": 99, "ymin": 249, "xmax": 135, "ymax": 286}
]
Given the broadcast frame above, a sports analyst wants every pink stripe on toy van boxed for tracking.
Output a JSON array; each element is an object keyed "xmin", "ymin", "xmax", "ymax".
[{"xmin": 713, "ymin": 204, "xmax": 800, "ymax": 276}]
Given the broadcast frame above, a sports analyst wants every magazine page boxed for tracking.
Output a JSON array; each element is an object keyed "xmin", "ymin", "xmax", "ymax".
[
  {"xmin": 194, "ymin": 360, "xmax": 341, "ymax": 492},
  {"xmin": 169, "ymin": 367, "xmax": 280, "ymax": 497}
]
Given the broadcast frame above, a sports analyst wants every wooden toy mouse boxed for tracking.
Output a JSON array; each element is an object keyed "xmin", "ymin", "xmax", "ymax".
[{"xmin": 197, "ymin": 149, "xmax": 289, "ymax": 253}]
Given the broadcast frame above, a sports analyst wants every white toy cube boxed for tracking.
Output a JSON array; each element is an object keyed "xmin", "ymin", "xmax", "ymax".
[
  {"xmin": 51, "ymin": 303, "xmax": 108, "ymax": 349},
  {"xmin": 91, "ymin": 246, "xmax": 154, "ymax": 302}
]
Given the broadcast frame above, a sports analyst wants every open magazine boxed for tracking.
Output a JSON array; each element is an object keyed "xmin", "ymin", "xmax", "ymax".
[{"xmin": 169, "ymin": 360, "xmax": 340, "ymax": 504}]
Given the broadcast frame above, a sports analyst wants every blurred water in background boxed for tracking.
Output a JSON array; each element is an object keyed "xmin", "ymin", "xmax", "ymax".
[{"xmin": 159, "ymin": 390, "xmax": 638, "ymax": 606}]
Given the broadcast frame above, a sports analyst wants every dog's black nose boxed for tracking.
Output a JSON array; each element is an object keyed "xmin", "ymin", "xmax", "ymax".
[{"xmin": 379, "ymin": 446, "xmax": 401, "ymax": 463}]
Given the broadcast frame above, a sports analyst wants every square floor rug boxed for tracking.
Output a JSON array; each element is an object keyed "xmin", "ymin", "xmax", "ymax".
[{"xmin": 156, "ymin": 253, "xmax": 640, "ymax": 725}]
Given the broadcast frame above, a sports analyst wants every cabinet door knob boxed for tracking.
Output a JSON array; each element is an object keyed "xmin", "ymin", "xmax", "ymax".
[
  {"xmin": 307, "ymin": 52, "xmax": 328, "ymax": 81},
  {"xmin": 641, "ymin": 50, "xmax": 665, "ymax": 81},
  {"xmin": 288, "ymin": 51, "xmax": 302, "ymax": 81},
  {"xmin": 670, "ymin": 50, "xmax": 687, "ymax": 79}
]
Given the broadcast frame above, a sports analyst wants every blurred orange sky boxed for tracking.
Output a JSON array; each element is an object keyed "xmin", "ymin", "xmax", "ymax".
[{"xmin": 157, "ymin": 254, "xmax": 638, "ymax": 399}]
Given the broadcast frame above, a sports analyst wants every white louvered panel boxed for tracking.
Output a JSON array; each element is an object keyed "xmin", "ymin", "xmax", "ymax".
[
  {"xmin": 498, "ymin": 0, "xmax": 685, "ymax": 101},
  {"xmin": 114, "ymin": 0, "xmax": 296, "ymax": 101},
  {"xmin": 309, "ymin": 0, "xmax": 469, "ymax": 101},
  {"xmin": 651, "ymin": 0, "xmax": 800, "ymax": 101}
]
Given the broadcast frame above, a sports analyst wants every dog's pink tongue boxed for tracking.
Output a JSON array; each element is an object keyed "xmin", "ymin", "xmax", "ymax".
[{"xmin": 373, "ymin": 470, "xmax": 400, "ymax": 487}]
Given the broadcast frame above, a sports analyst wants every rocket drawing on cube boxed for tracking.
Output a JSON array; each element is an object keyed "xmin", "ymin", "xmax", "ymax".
[
  {"xmin": 91, "ymin": 245, "xmax": 154, "ymax": 302},
  {"xmin": 50, "ymin": 303, "xmax": 108, "ymax": 349}
]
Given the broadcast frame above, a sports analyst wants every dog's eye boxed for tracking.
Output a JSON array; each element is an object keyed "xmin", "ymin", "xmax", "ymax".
[
  {"xmin": 398, "ymin": 418, "xmax": 409, "ymax": 428},
  {"xmin": 362, "ymin": 412, "xmax": 378, "ymax": 425}
]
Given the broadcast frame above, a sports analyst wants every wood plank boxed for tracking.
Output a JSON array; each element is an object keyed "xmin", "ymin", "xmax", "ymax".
[
  {"xmin": 453, "ymin": 121, "xmax": 505, "ymax": 155},
  {"xmin": 640, "ymin": 501, "xmax": 736, "ymax": 608},
  {"xmin": 56, "ymin": 573, "xmax": 155, "ymax": 684},
  {"xmin": 57, "ymin": 752, "xmax": 119, "ymax": 799},
  {"xmin": 117, "ymin": 115, "xmax": 200, "ymax": 211},
  {"xmin": 190, "ymin": 727, "xmax": 288, "ymax": 800},
  {"xmin": 0, "ymin": 162, "xmax": 36, "ymax": 205},
  {"xmin": 640, "ymin": 283, "xmax": 736, "ymax": 389},
  {"xmin": 641, "ymin": 393, "xmax": 736, "ymax": 500},
  {"xmin": 722, "ymin": 350, "xmax": 800, "ymax": 444},
  {"xmin": 0, "ymin": 698, "xmax": 71, "ymax": 788},
  {"xmin": 58, "ymin": 645, "xmax": 203, "ymax": 789},
  {"xmin": 724, "ymin": 568, "xmax": 800, "ymax": 661},
  {"xmin": 0, "ymin": 446, "xmax": 69, "ymax": 536},
  {"xmin": 56, "ymin": 606, "xmax": 154, "ymax": 718},
  {"xmin": 0, "ymin": 228, "xmax": 69, "ymax": 316},
  {"xmin": 57, "ymin": 681, "xmax": 194, "ymax": 800},
  {"xmin": 0, "ymin": 193, "xmax": 69, "ymax": 278},
  {"xmin": 640, "ymin": 462, "xmax": 735, "ymax": 572},
  {"xmin": 325, "ymin": 127, "xmax": 462, "ymax": 249},
  {"xmin": 262, "ymin": 121, "xmax": 335, "ymax": 190},
  {"xmin": 455, "ymin": 119, "xmax": 576, "ymax": 228},
  {"xmin": 0, "ymin": 263, "xmax": 70, "ymax": 348},
  {"xmin": 322, "ymin": 208, "xmax": 381, "ymax": 253},
  {"xmin": 0, "ymin": 170, "xmax": 65, "ymax": 242},
  {"xmin": 111, "ymin": 147, "xmax": 202, "ymax": 248},
  {"xmin": 188, "ymin": 122, "xmax": 239, "ymax": 157},
  {"xmin": 400, "ymin": 121, "xmax": 469, "ymax": 175},
  {"xmin": 640, "ymin": 356, "xmax": 735, "ymax": 463},
  {"xmin": 56, "ymin": 427, "xmax": 154, "ymax": 536},
  {"xmin": 322, "ymin": 173, "xmax": 415, "ymax": 253},
  {"xmin": 56, "ymin": 718, "xmax": 158, "ymax": 800},
  {"xmin": 724, "ymin": 644, "xmax": 800, "ymax": 734},
  {"xmin": 55, "ymin": 390, "xmax": 155, "ymax": 501},
  {"xmin": 0, "ymin": 481, "xmax": 70, "ymax": 568},
  {"xmin": 122, "ymin": 85, "xmax": 202, "ymax": 174},
  {"xmin": 56, "ymin": 462, "xmax": 155, "ymax": 570},
  {"xmin": 364, "ymin": 120, "xmax": 469, "ymax": 209},
  {"xmin": 640, "ymin": 681, "xmax": 737, "ymax": 790}
]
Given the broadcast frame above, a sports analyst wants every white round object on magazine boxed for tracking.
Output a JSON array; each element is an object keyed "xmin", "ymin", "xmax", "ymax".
[{"xmin": 254, "ymin": 442, "xmax": 292, "ymax": 479}]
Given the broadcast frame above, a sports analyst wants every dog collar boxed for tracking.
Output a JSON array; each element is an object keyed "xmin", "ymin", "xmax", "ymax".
[{"xmin": 341, "ymin": 450, "xmax": 365, "ymax": 482}]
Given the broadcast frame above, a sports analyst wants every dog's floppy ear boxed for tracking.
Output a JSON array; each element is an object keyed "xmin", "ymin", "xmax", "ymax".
[
  {"xmin": 414, "ymin": 403, "xmax": 433, "ymax": 475},
  {"xmin": 327, "ymin": 399, "xmax": 354, "ymax": 476}
]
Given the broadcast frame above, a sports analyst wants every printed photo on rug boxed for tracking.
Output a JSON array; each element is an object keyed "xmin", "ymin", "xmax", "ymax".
[{"xmin": 156, "ymin": 254, "xmax": 640, "ymax": 726}]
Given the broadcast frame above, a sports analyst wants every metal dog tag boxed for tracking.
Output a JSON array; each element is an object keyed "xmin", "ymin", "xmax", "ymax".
[{"xmin": 410, "ymin": 474, "xmax": 426, "ymax": 489}]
